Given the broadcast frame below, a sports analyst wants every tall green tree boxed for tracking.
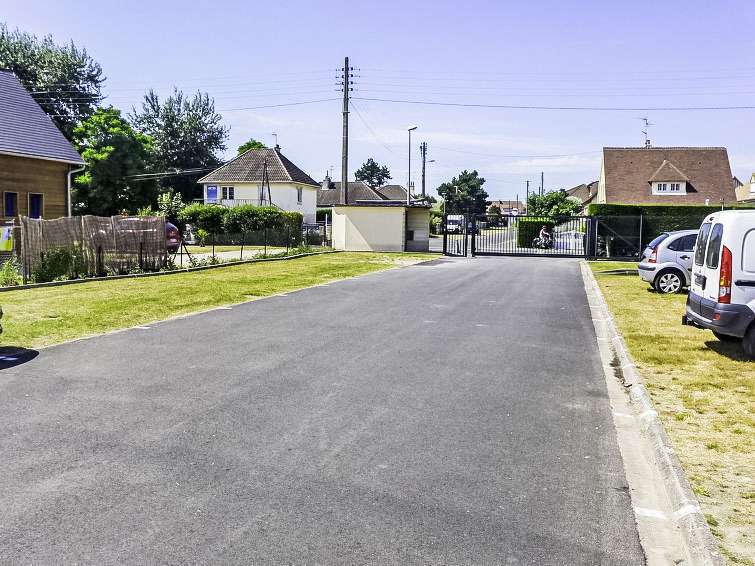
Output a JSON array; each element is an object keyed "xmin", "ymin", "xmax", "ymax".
[
  {"xmin": 129, "ymin": 88, "xmax": 229, "ymax": 203},
  {"xmin": 437, "ymin": 170, "xmax": 489, "ymax": 214},
  {"xmin": 237, "ymin": 138, "xmax": 266, "ymax": 154},
  {"xmin": 0, "ymin": 23, "xmax": 104, "ymax": 141},
  {"xmin": 71, "ymin": 107, "xmax": 156, "ymax": 216},
  {"xmin": 526, "ymin": 190, "xmax": 582, "ymax": 216},
  {"xmin": 355, "ymin": 158, "xmax": 392, "ymax": 189}
]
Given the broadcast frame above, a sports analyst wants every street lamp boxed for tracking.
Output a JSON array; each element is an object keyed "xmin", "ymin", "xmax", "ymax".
[{"xmin": 407, "ymin": 125, "xmax": 417, "ymax": 205}]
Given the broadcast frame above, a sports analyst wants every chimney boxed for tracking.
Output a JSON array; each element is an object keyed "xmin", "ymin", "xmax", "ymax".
[
  {"xmin": 321, "ymin": 175, "xmax": 331, "ymax": 191},
  {"xmin": 645, "ymin": 139, "xmax": 651, "ymax": 149},
  {"xmin": 274, "ymin": 144, "xmax": 281, "ymax": 152}
]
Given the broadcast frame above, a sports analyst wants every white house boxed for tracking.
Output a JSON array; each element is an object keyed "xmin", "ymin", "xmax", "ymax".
[{"xmin": 198, "ymin": 146, "xmax": 320, "ymax": 223}]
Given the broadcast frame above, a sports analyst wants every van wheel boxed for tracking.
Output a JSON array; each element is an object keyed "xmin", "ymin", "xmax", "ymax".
[
  {"xmin": 743, "ymin": 326, "xmax": 755, "ymax": 360},
  {"xmin": 712, "ymin": 331, "xmax": 741, "ymax": 342},
  {"xmin": 654, "ymin": 270, "xmax": 684, "ymax": 294}
]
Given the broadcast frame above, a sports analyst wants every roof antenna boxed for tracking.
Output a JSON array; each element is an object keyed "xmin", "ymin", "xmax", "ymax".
[
  {"xmin": 639, "ymin": 117, "xmax": 654, "ymax": 148},
  {"xmin": 271, "ymin": 132, "xmax": 279, "ymax": 150}
]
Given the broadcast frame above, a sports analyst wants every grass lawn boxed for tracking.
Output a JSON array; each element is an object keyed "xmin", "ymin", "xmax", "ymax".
[
  {"xmin": 0, "ymin": 252, "xmax": 432, "ymax": 350},
  {"xmin": 589, "ymin": 261, "xmax": 754, "ymax": 564}
]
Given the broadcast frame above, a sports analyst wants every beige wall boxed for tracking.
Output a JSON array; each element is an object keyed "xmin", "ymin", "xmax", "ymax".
[
  {"xmin": 332, "ymin": 206, "xmax": 406, "ymax": 252},
  {"xmin": 406, "ymin": 208, "xmax": 430, "ymax": 252}
]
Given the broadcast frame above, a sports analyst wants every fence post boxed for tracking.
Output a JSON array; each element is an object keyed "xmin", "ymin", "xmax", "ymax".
[{"xmin": 139, "ymin": 242, "xmax": 143, "ymax": 271}]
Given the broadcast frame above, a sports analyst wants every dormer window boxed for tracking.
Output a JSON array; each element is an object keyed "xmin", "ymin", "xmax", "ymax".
[{"xmin": 653, "ymin": 181, "xmax": 686, "ymax": 195}]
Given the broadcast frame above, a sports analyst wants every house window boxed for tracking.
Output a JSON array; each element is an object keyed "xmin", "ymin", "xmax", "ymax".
[
  {"xmin": 297, "ymin": 187, "xmax": 302, "ymax": 204},
  {"xmin": 222, "ymin": 186, "xmax": 234, "ymax": 200},
  {"xmin": 4, "ymin": 192, "xmax": 18, "ymax": 217},
  {"xmin": 652, "ymin": 181, "xmax": 686, "ymax": 195},
  {"xmin": 29, "ymin": 193, "xmax": 43, "ymax": 218}
]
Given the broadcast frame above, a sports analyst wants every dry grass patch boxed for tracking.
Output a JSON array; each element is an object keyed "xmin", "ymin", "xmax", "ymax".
[{"xmin": 590, "ymin": 261, "xmax": 754, "ymax": 564}]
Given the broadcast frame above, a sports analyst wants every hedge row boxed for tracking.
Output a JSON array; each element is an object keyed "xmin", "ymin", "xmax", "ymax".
[
  {"xmin": 178, "ymin": 203, "xmax": 302, "ymax": 237},
  {"xmin": 587, "ymin": 203, "xmax": 755, "ymax": 248},
  {"xmin": 517, "ymin": 218, "xmax": 556, "ymax": 247}
]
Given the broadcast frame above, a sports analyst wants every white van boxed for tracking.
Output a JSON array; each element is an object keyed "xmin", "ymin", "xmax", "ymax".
[{"xmin": 683, "ymin": 210, "xmax": 755, "ymax": 358}]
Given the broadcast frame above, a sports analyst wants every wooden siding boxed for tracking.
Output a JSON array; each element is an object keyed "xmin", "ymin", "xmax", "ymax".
[{"xmin": 0, "ymin": 154, "xmax": 69, "ymax": 219}]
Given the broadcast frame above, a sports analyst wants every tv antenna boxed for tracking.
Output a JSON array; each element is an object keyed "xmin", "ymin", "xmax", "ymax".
[
  {"xmin": 271, "ymin": 132, "xmax": 278, "ymax": 147},
  {"xmin": 639, "ymin": 117, "xmax": 654, "ymax": 144}
]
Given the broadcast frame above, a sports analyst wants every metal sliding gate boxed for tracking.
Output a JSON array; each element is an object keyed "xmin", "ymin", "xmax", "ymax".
[{"xmin": 443, "ymin": 214, "xmax": 596, "ymax": 258}]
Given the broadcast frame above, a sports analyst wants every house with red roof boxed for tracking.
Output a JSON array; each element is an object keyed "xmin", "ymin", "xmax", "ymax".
[{"xmin": 596, "ymin": 145, "xmax": 738, "ymax": 206}]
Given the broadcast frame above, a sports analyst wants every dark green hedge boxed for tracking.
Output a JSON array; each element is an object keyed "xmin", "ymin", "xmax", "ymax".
[
  {"xmin": 517, "ymin": 218, "xmax": 556, "ymax": 247},
  {"xmin": 587, "ymin": 203, "xmax": 755, "ymax": 248}
]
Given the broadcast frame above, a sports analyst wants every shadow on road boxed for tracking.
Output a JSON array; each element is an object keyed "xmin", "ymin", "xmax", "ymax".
[{"xmin": 0, "ymin": 347, "xmax": 40, "ymax": 369}]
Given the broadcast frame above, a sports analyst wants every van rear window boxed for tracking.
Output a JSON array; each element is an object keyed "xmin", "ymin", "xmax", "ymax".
[
  {"xmin": 694, "ymin": 223, "xmax": 712, "ymax": 266},
  {"xmin": 705, "ymin": 223, "xmax": 723, "ymax": 269}
]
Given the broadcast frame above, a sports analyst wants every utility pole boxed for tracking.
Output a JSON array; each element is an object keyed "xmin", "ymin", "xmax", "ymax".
[
  {"xmin": 526, "ymin": 180, "xmax": 530, "ymax": 213},
  {"xmin": 541, "ymin": 171, "xmax": 544, "ymax": 196},
  {"xmin": 419, "ymin": 142, "xmax": 428, "ymax": 197},
  {"xmin": 338, "ymin": 57, "xmax": 355, "ymax": 205}
]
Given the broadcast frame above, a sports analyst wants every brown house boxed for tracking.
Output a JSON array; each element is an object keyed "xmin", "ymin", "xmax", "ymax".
[
  {"xmin": 597, "ymin": 146, "xmax": 737, "ymax": 206},
  {"xmin": 0, "ymin": 68, "xmax": 84, "ymax": 220}
]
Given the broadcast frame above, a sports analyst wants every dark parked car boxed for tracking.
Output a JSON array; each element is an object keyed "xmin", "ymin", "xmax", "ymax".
[{"xmin": 166, "ymin": 221, "xmax": 180, "ymax": 253}]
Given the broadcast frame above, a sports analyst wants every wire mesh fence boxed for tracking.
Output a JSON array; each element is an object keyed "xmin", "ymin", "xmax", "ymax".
[{"xmin": 20, "ymin": 215, "xmax": 167, "ymax": 282}]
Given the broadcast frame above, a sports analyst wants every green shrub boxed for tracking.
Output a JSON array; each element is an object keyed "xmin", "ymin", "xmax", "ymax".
[
  {"xmin": 0, "ymin": 257, "xmax": 20, "ymax": 286},
  {"xmin": 517, "ymin": 218, "xmax": 556, "ymax": 247},
  {"xmin": 32, "ymin": 244, "xmax": 89, "ymax": 283},
  {"xmin": 178, "ymin": 203, "xmax": 226, "ymax": 234},
  {"xmin": 587, "ymin": 203, "xmax": 755, "ymax": 248},
  {"xmin": 316, "ymin": 208, "xmax": 332, "ymax": 222}
]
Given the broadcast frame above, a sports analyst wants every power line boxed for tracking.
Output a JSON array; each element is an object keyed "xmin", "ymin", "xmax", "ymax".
[{"xmin": 353, "ymin": 97, "xmax": 755, "ymax": 112}]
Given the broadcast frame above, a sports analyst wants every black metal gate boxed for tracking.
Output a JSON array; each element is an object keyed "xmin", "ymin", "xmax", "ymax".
[{"xmin": 443, "ymin": 213, "xmax": 596, "ymax": 258}]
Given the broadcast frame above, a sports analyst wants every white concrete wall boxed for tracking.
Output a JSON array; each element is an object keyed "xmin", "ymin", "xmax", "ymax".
[
  {"xmin": 203, "ymin": 182, "xmax": 318, "ymax": 223},
  {"xmin": 332, "ymin": 206, "xmax": 406, "ymax": 252}
]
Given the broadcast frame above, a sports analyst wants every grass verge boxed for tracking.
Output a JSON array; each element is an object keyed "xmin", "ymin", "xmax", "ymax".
[
  {"xmin": 589, "ymin": 261, "xmax": 754, "ymax": 565},
  {"xmin": 1, "ymin": 252, "xmax": 432, "ymax": 350}
]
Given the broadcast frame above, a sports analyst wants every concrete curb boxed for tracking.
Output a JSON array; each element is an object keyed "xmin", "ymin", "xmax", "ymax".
[{"xmin": 581, "ymin": 262, "xmax": 725, "ymax": 566}]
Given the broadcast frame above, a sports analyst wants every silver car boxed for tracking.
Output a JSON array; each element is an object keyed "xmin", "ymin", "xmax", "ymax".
[{"xmin": 638, "ymin": 230, "xmax": 698, "ymax": 293}]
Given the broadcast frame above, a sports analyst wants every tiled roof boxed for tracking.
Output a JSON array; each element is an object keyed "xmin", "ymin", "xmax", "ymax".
[
  {"xmin": 648, "ymin": 160, "xmax": 690, "ymax": 182},
  {"xmin": 317, "ymin": 179, "xmax": 408, "ymax": 206},
  {"xmin": 565, "ymin": 181, "xmax": 597, "ymax": 205},
  {"xmin": 602, "ymin": 147, "xmax": 735, "ymax": 205},
  {"xmin": 375, "ymin": 185, "xmax": 408, "ymax": 200},
  {"xmin": 0, "ymin": 68, "xmax": 84, "ymax": 164},
  {"xmin": 198, "ymin": 147, "xmax": 318, "ymax": 186}
]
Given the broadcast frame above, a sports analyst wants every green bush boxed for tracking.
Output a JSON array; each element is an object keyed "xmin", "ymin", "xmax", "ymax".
[
  {"xmin": 587, "ymin": 203, "xmax": 755, "ymax": 248},
  {"xmin": 517, "ymin": 218, "xmax": 555, "ymax": 247},
  {"xmin": 178, "ymin": 203, "xmax": 226, "ymax": 234},
  {"xmin": 316, "ymin": 208, "xmax": 332, "ymax": 222},
  {"xmin": 32, "ymin": 244, "xmax": 89, "ymax": 283},
  {"xmin": 0, "ymin": 257, "xmax": 20, "ymax": 286}
]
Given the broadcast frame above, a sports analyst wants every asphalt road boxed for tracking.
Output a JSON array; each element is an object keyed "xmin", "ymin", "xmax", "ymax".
[{"xmin": 0, "ymin": 256, "xmax": 644, "ymax": 565}]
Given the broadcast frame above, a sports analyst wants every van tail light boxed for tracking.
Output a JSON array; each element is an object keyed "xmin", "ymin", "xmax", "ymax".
[
  {"xmin": 648, "ymin": 246, "xmax": 658, "ymax": 263},
  {"xmin": 718, "ymin": 245, "xmax": 732, "ymax": 304}
]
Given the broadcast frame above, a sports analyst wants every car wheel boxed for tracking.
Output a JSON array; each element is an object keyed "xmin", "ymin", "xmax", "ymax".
[
  {"xmin": 654, "ymin": 270, "xmax": 683, "ymax": 294},
  {"xmin": 743, "ymin": 325, "xmax": 755, "ymax": 360},
  {"xmin": 712, "ymin": 330, "xmax": 741, "ymax": 342}
]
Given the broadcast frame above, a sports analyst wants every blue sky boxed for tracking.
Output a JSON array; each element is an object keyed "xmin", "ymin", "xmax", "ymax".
[{"xmin": 4, "ymin": 0, "xmax": 755, "ymax": 202}]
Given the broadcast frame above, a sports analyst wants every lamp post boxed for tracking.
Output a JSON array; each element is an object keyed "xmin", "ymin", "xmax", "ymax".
[{"xmin": 407, "ymin": 125, "xmax": 417, "ymax": 205}]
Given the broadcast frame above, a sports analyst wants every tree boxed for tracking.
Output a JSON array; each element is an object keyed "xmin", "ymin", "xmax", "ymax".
[
  {"xmin": 437, "ymin": 170, "xmax": 489, "ymax": 214},
  {"xmin": 157, "ymin": 189, "xmax": 186, "ymax": 225},
  {"xmin": 237, "ymin": 138, "xmax": 266, "ymax": 154},
  {"xmin": 0, "ymin": 23, "xmax": 104, "ymax": 141},
  {"xmin": 526, "ymin": 190, "xmax": 583, "ymax": 217},
  {"xmin": 355, "ymin": 158, "xmax": 391, "ymax": 189},
  {"xmin": 71, "ymin": 107, "xmax": 156, "ymax": 216},
  {"xmin": 129, "ymin": 88, "xmax": 229, "ymax": 203},
  {"xmin": 487, "ymin": 204, "xmax": 502, "ymax": 226}
]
